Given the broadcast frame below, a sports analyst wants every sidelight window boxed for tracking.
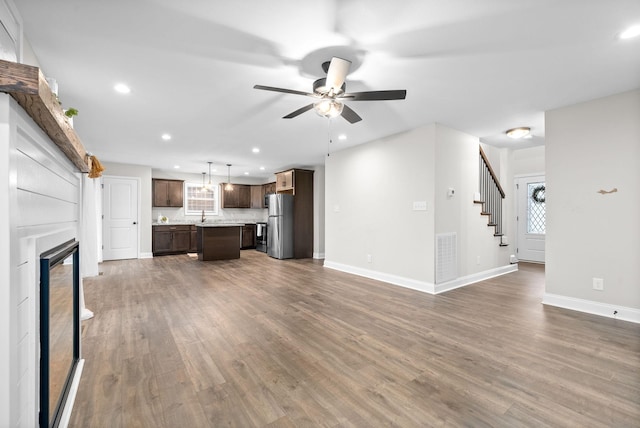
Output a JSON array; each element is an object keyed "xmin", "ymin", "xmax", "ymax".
[{"xmin": 527, "ymin": 182, "xmax": 546, "ymax": 234}]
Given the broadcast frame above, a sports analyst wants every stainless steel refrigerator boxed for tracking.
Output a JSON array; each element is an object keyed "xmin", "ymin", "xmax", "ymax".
[{"xmin": 267, "ymin": 193, "xmax": 294, "ymax": 259}]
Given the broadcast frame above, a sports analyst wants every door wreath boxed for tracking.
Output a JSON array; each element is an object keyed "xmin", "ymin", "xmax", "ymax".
[{"xmin": 531, "ymin": 185, "xmax": 545, "ymax": 203}]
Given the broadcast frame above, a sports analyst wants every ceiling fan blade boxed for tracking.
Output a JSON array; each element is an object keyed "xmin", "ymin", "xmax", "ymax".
[
  {"xmin": 283, "ymin": 104, "xmax": 315, "ymax": 119},
  {"xmin": 340, "ymin": 104, "xmax": 362, "ymax": 124},
  {"xmin": 340, "ymin": 90, "xmax": 407, "ymax": 101},
  {"xmin": 325, "ymin": 57, "xmax": 351, "ymax": 93},
  {"xmin": 254, "ymin": 85, "xmax": 315, "ymax": 97}
]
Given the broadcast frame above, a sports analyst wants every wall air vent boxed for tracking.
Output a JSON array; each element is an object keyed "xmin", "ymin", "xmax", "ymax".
[{"xmin": 436, "ymin": 232, "xmax": 457, "ymax": 284}]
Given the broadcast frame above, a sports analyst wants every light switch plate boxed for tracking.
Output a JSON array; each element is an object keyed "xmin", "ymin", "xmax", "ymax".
[{"xmin": 413, "ymin": 201, "xmax": 427, "ymax": 211}]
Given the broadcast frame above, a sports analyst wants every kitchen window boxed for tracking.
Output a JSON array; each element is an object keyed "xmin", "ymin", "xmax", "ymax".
[{"xmin": 184, "ymin": 182, "xmax": 219, "ymax": 215}]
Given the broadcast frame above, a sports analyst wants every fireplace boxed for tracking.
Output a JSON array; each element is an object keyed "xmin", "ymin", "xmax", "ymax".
[{"xmin": 39, "ymin": 240, "xmax": 80, "ymax": 428}]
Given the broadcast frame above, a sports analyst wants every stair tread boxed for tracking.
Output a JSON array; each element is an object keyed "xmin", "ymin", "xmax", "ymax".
[
  {"xmin": 481, "ymin": 212, "xmax": 491, "ymax": 215},
  {"xmin": 487, "ymin": 223, "xmax": 497, "ymax": 226},
  {"xmin": 473, "ymin": 200, "xmax": 484, "ymax": 204},
  {"xmin": 499, "ymin": 243, "xmax": 509, "ymax": 247}
]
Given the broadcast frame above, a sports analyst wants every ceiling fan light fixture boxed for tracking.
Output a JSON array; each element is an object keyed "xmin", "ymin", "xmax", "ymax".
[
  {"xmin": 314, "ymin": 100, "xmax": 343, "ymax": 118},
  {"xmin": 506, "ymin": 127, "xmax": 531, "ymax": 139}
]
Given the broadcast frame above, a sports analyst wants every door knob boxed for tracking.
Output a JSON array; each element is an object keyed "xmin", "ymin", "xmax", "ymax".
[{"xmin": 133, "ymin": 221, "xmax": 137, "ymax": 225}]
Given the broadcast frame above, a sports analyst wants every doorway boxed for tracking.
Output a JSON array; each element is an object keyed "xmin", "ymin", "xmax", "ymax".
[
  {"xmin": 516, "ymin": 175, "xmax": 545, "ymax": 263},
  {"xmin": 102, "ymin": 176, "xmax": 139, "ymax": 260}
]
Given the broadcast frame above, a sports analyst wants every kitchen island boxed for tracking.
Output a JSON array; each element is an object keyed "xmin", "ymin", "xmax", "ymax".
[{"xmin": 196, "ymin": 224, "xmax": 242, "ymax": 261}]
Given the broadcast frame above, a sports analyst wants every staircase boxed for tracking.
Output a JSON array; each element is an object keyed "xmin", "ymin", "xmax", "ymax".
[{"xmin": 475, "ymin": 146, "xmax": 508, "ymax": 247}]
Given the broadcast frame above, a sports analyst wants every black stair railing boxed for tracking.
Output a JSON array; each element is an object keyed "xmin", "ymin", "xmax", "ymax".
[{"xmin": 478, "ymin": 146, "xmax": 506, "ymax": 239}]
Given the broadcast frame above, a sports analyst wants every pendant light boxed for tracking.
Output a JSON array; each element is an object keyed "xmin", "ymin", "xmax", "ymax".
[
  {"xmin": 200, "ymin": 172, "xmax": 206, "ymax": 191},
  {"xmin": 225, "ymin": 164, "xmax": 233, "ymax": 191},
  {"xmin": 206, "ymin": 161, "xmax": 213, "ymax": 189}
]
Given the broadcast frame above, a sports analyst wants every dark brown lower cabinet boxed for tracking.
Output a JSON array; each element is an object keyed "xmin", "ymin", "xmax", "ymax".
[
  {"xmin": 190, "ymin": 225, "xmax": 197, "ymax": 252},
  {"xmin": 153, "ymin": 225, "xmax": 192, "ymax": 255}
]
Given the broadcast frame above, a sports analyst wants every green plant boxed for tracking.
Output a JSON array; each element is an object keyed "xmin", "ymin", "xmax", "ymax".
[{"xmin": 64, "ymin": 107, "xmax": 79, "ymax": 118}]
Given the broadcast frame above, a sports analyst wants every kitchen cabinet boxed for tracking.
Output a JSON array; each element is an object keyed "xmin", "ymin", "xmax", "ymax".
[
  {"xmin": 153, "ymin": 225, "xmax": 192, "ymax": 255},
  {"xmin": 242, "ymin": 224, "xmax": 256, "ymax": 249},
  {"xmin": 153, "ymin": 179, "xmax": 184, "ymax": 207},
  {"xmin": 275, "ymin": 170, "xmax": 294, "ymax": 193},
  {"xmin": 196, "ymin": 225, "xmax": 241, "ymax": 261},
  {"xmin": 190, "ymin": 225, "xmax": 197, "ymax": 252},
  {"xmin": 263, "ymin": 182, "xmax": 276, "ymax": 195},
  {"xmin": 250, "ymin": 185, "xmax": 264, "ymax": 209},
  {"xmin": 220, "ymin": 184, "xmax": 251, "ymax": 208}
]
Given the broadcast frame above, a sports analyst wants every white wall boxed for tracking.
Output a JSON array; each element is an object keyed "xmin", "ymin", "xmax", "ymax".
[
  {"xmin": 435, "ymin": 126, "xmax": 511, "ymax": 282},
  {"xmin": 1, "ymin": 94, "xmax": 81, "ymax": 427},
  {"xmin": 512, "ymin": 146, "xmax": 545, "ymax": 176},
  {"xmin": 545, "ymin": 89, "xmax": 640, "ymax": 321},
  {"xmin": 325, "ymin": 125, "xmax": 436, "ymax": 290},
  {"xmin": 325, "ymin": 123, "xmax": 514, "ymax": 293}
]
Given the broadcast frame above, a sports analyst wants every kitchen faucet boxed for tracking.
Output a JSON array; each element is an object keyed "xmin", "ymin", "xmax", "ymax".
[{"xmin": 201, "ymin": 209, "xmax": 206, "ymax": 223}]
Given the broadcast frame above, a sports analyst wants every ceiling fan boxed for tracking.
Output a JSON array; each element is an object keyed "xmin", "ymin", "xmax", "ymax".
[{"xmin": 253, "ymin": 57, "xmax": 406, "ymax": 124}]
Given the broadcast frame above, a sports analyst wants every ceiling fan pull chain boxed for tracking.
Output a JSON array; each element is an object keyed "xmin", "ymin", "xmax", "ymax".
[{"xmin": 327, "ymin": 117, "xmax": 333, "ymax": 157}]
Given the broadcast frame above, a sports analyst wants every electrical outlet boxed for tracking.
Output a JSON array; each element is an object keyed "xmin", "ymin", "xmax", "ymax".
[
  {"xmin": 367, "ymin": 254, "xmax": 372, "ymax": 263},
  {"xmin": 592, "ymin": 277, "xmax": 604, "ymax": 291}
]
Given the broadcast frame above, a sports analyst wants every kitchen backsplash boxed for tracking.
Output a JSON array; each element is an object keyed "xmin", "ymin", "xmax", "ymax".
[{"xmin": 152, "ymin": 206, "xmax": 267, "ymax": 224}]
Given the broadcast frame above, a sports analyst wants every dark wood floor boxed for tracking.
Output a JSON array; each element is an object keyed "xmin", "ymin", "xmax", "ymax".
[{"xmin": 71, "ymin": 251, "xmax": 640, "ymax": 427}]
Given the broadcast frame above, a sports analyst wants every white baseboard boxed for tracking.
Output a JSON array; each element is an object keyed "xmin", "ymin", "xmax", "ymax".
[
  {"xmin": 324, "ymin": 261, "xmax": 436, "ymax": 294},
  {"xmin": 543, "ymin": 293, "xmax": 640, "ymax": 324},
  {"xmin": 313, "ymin": 252, "xmax": 325, "ymax": 260},
  {"xmin": 139, "ymin": 252, "xmax": 153, "ymax": 259},
  {"xmin": 434, "ymin": 264, "xmax": 519, "ymax": 294},
  {"xmin": 323, "ymin": 261, "xmax": 519, "ymax": 296}
]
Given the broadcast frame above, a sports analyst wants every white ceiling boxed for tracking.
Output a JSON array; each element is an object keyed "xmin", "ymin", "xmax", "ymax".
[{"xmin": 14, "ymin": 0, "xmax": 640, "ymax": 179}]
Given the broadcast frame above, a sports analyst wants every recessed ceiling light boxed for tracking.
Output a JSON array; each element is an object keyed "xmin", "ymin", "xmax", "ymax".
[
  {"xmin": 506, "ymin": 127, "xmax": 531, "ymax": 139},
  {"xmin": 252, "ymin": 147, "xmax": 260, "ymax": 153},
  {"xmin": 244, "ymin": 172, "xmax": 249, "ymax": 175},
  {"xmin": 161, "ymin": 133, "xmax": 171, "ymax": 141},
  {"xmin": 173, "ymin": 165, "xmax": 180, "ymax": 169},
  {"xmin": 338, "ymin": 134, "xmax": 347, "ymax": 140},
  {"xmin": 114, "ymin": 83, "xmax": 131, "ymax": 94},
  {"xmin": 259, "ymin": 166, "xmax": 265, "ymax": 171},
  {"xmin": 620, "ymin": 25, "xmax": 640, "ymax": 40}
]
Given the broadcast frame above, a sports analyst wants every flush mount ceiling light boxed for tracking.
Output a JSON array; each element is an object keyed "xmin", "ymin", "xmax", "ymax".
[
  {"xmin": 225, "ymin": 164, "xmax": 233, "ymax": 191},
  {"xmin": 620, "ymin": 25, "xmax": 640, "ymax": 39},
  {"xmin": 114, "ymin": 83, "xmax": 131, "ymax": 94},
  {"xmin": 506, "ymin": 127, "xmax": 531, "ymax": 139}
]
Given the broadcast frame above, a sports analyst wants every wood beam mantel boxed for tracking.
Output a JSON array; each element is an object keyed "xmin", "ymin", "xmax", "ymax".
[{"xmin": 0, "ymin": 59, "xmax": 89, "ymax": 172}]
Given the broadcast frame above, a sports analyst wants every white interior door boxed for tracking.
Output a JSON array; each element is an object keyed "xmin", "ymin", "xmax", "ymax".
[
  {"xmin": 516, "ymin": 175, "xmax": 545, "ymax": 263},
  {"xmin": 102, "ymin": 176, "xmax": 138, "ymax": 260}
]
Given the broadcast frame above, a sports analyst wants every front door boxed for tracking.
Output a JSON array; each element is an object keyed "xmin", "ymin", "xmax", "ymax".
[
  {"xmin": 102, "ymin": 176, "xmax": 139, "ymax": 260},
  {"xmin": 516, "ymin": 175, "xmax": 545, "ymax": 263}
]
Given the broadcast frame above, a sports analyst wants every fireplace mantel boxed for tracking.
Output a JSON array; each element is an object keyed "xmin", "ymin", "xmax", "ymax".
[{"xmin": 0, "ymin": 59, "xmax": 89, "ymax": 173}]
